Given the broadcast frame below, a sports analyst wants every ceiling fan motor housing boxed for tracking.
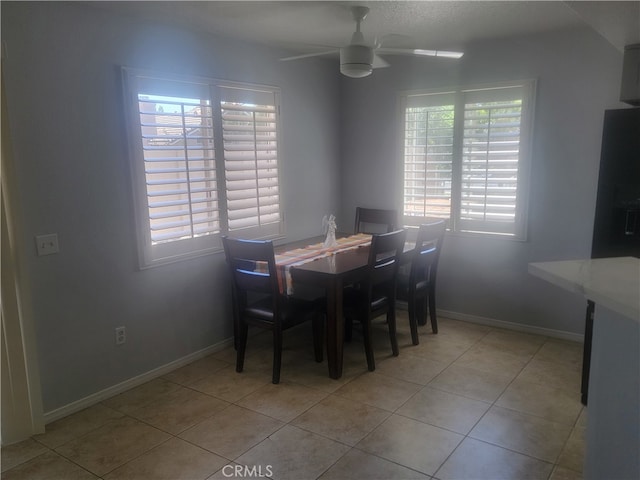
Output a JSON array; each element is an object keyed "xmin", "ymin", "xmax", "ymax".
[{"xmin": 340, "ymin": 44, "xmax": 374, "ymax": 78}]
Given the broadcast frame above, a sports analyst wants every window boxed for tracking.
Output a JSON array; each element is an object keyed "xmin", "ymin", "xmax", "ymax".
[
  {"xmin": 400, "ymin": 80, "xmax": 535, "ymax": 238},
  {"xmin": 123, "ymin": 68, "xmax": 283, "ymax": 267}
]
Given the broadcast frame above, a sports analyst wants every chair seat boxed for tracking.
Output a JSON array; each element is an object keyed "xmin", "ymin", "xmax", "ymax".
[
  {"xmin": 344, "ymin": 286, "xmax": 390, "ymax": 312},
  {"xmin": 244, "ymin": 296, "xmax": 321, "ymax": 326},
  {"xmin": 396, "ymin": 274, "xmax": 430, "ymax": 297}
]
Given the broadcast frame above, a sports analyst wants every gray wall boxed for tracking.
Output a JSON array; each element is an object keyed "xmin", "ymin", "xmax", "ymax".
[
  {"xmin": 338, "ymin": 27, "xmax": 627, "ymax": 334},
  {"xmin": 1, "ymin": 2, "xmax": 340, "ymax": 412}
]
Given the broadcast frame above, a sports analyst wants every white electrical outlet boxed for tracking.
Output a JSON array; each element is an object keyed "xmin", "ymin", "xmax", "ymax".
[
  {"xmin": 35, "ymin": 234, "xmax": 59, "ymax": 256},
  {"xmin": 115, "ymin": 326, "xmax": 126, "ymax": 345}
]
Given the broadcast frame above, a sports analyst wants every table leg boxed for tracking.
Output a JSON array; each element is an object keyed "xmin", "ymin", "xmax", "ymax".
[
  {"xmin": 581, "ymin": 300, "xmax": 595, "ymax": 405},
  {"xmin": 326, "ymin": 277, "xmax": 344, "ymax": 379}
]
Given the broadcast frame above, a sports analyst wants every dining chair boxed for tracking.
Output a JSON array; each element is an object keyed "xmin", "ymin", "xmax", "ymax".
[
  {"xmin": 354, "ymin": 207, "xmax": 398, "ymax": 234},
  {"xmin": 222, "ymin": 236, "xmax": 324, "ymax": 384},
  {"xmin": 343, "ymin": 229, "xmax": 407, "ymax": 371},
  {"xmin": 396, "ymin": 220, "xmax": 446, "ymax": 344}
]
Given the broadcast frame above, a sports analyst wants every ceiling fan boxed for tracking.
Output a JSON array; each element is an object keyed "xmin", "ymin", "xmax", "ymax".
[{"xmin": 279, "ymin": 6, "xmax": 464, "ymax": 78}]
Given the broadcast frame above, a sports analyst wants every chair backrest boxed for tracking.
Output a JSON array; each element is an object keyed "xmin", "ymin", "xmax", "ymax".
[
  {"xmin": 354, "ymin": 207, "xmax": 397, "ymax": 234},
  {"xmin": 409, "ymin": 220, "xmax": 446, "ymax": 286},
  {"xmin": 222, "ymin": 236, "xmax": 280, "ymax": 310},
  {"xmin": 366, "ymin": 229, "xmax": 407, "ymax": 290}
]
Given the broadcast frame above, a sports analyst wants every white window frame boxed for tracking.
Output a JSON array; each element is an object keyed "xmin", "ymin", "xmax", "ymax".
[
  {"xmin": 398, "ymin": 79, "xmax": 536, "ymax": 240},
  {"xmin": 122, "ymin": 67, "xmax": 284, "ymax": 268}
]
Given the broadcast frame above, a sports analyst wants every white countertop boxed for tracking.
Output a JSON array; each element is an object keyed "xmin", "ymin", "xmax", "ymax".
[{"xmin": 529, "ymin": 257, "xmax": 640, "ymax": 322}]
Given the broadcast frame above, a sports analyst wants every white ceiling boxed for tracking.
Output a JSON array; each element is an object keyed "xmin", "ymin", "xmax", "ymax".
[{"xmin": 90, "ymin": 1, "xmax": 639, "ymax": 54}]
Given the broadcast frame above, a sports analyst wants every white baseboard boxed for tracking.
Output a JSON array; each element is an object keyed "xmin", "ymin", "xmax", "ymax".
[
  {"xmin": 437, "ymin": 309, "xmax": 584, "ymax": 343},
  {"xmin": 43, "ymin": 338, "xmax": 233, "ymax": 424}
]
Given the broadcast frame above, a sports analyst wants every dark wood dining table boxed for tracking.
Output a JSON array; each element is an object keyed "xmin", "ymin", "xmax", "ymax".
[{"xmin": 276, "ymin": 234, "xmax": 413, "ymax": 380}]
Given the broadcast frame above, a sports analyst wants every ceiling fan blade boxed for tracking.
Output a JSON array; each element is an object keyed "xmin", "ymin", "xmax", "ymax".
[
  {"xmin": 426, "ymin": 50, "xmax": 464, "ymax": 59},
  {"xmin": 377, "ymin": 48, "xmax": 464, "ymax": 59},
  {"xmin": 372, "ymin": 54, "xmax": 390, "ymax": 69},
  {"xmin": 279, "ymin": 50, "xmax": 339, "ymax": 62}
]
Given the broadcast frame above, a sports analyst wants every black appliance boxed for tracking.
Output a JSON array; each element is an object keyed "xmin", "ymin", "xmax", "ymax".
[
  {"xmin": 582, "ymin": 107, "xmax": 640, "ymax": 405},
  {"xmin": 591, "ymin": 108, "xmax": 640, "ymax": 258}
]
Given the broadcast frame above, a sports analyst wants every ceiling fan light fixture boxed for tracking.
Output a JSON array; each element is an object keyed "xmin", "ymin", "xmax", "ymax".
[
  {"xmin": 340, "ymin": 63, "xmax": 373, "ymax": 78},
  {"xmin": 340, "ymin": 44, "xmax": 374, "ymax": 78}
]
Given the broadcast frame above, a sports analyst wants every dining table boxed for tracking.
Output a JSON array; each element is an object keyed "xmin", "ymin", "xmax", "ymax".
[{"xmin": 275, "ymin": 233, "xmax": 412, "ymax": 379}]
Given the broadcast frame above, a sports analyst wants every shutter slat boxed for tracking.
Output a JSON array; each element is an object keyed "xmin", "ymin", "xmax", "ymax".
[
  {"xmin": 223, "ymin": 124, "xmax": 276, "ymax": 132},
  {"xmin": 226, "ymin": 170, "xmax": 279, "ymax": 181},
  {"xmin": 224, "ymin": 144, "xmax": 277, "ymax": 152},
  {"xmin": 146, "ymin": 175, "xmax": 215, "ymax": 186},
  {"xmin": 143, "ymin": 145, "xmax": 215, "ymax": 152},
  {"xmin": 146, "ymin": 166, "xmax": 216, "ymax": 175},
  {"xmin": 223, "ymin": 134, "xmax": 277, "ymax": 142},
  {"xmin": 143, "ymin": 155, "xmax": 215, "ymax": 163},
  {"xmin": 224, "ymin": 152, "xmax": 278, "ymax": 161},
  {"xmin": 221, "ymin": 103, "xmax": 275, "ymax": 113}
]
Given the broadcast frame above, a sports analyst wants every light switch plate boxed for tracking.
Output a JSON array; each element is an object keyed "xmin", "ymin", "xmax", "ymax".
[{"xmin": 35, "ymin": 234, "xmax": 59, "ymax": 256}]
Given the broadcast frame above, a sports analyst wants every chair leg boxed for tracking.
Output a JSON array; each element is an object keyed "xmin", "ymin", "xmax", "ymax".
[
  {"xmin": 236, "ymin": 322, "xmax": 248, "ymax": 373},
  {"xmin": 388, "ymin": 308, "xmax": 399, "ymax": 356},
  {"xmin": 416, "ymin": 297, "xmax": 427, "ymax": 326},
  {"xmin": 312, "ymin": 314, "xmax": 324, "ymax": 362},
  {"xmin": 361, "ymin": 316, "xmax": 375, "ymax": 371},
  {"xmin": 428, "ymin": 285, "xmax": 438, "ymax": 334},
  {"xmin": 344, "ymin": 316, "xmax": 353, "ymax": 342},
  {"xmin": 232, "ymin": 290, "xmax": 240, "ymax": 350},
  {"xmin": 233, "ymin": 323, "xmax": 238, "ymax": 350},
  {"xmin": 407, "ymin": 298, "xmax": 419, "ymax": 345},
  {"xmin": 272, "ymin": 328, "xmax": 283, "ymax": 384}
]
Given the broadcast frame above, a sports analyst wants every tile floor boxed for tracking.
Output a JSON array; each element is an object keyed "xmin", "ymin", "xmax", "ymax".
[{"xmin": 1, "ymin": 314, "xmax": 586, "ymax": 480}]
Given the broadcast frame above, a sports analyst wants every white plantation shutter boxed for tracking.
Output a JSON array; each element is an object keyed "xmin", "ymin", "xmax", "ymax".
[
  {"xmin": 138, "ymin": 95, "xmax": 219, "ymax": 244},
  {"xmin": 459, "ymin": 86, "xmax": 526, "ymax": 235},
  {"xmin": 402, "ymin": 93, "xmax": 455, "ymax": 224},
  {"xmin": 220, "ymin": 86, "xmax": 281, "ymax": 236},
  {"xmin": 124, "ymin": 69, "xmax": 284, "ymax": 267},
  {"xmin": 399, "ymin": 81, "xmax": 534, "ymax": 239}
]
